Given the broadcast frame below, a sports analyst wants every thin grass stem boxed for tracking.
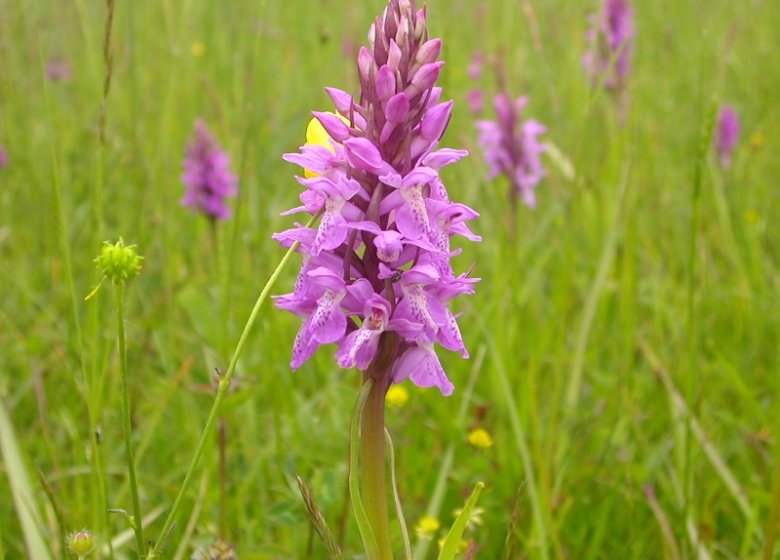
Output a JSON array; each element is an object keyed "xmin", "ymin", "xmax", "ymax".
[
  {"xmin": 114, "ymin": 283, "xmax": 146, "ymax": 556},
  {"xmin": 148, "ymin": 213, "xmax": 319, "ymax": 557}
]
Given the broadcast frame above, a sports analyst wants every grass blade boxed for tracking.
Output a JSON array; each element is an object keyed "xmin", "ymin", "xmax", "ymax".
[
  {"xmin": 412, "ymin": 345, "xmax": 485, "ymax": 560},
  {"xmin": 0, "ymin": 397, "xmax": 53, "ymax": 560},
  {"xmin": 296, "ymin": 475, "xmax": 344, "ymax": 560},
  {"xmin": 437, "ymin": 482, "xmax": 485, "ymax": 560},
  {"xmin": 385, "ymin": 429, "xmax": 411, "ymax": 560},
  {"xmin": 349, "ymin": 380, "xmax": 380, "ymax": 559}
]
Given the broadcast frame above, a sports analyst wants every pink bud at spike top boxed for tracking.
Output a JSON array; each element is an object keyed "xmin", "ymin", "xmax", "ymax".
[
  {"xmin": 275, "ymin": 0, "xmax": 480, "ymax": 396},
  {"xmin": 181, "ymin": 120, "xmax": 238, "ymax": 221},
  {"xmin": 477, "ymin": 93, "xmax": 546, "ymax": 209},
  {"xmin": 715, "ymin": 105, "xmax": 740, "ymax": 169},
  {"xmin": 583, "ymin": 0, "xmax": 634, "ymax": 90}
]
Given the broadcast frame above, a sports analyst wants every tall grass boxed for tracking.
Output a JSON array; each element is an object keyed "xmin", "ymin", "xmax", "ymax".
[{"xmin": 0, "ymin": 0, "xmax": 777, "ymax": 558}]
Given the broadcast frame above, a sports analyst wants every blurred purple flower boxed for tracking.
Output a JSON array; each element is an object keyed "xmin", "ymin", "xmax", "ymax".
[
  {"xmin": 46, "ymin": 59, "xmax": 72, "ymax": 82},
  {"xmin": 0, "ymin": 146, "xmax": 8, "ymax": 169},
  {"xmin": 275, "ymin": 0, "xmax": 480, "ymax": 396},
  {"xmin": 181, "ymin": 120, "xmax": 238, "ymax": 221},
  {"xmin": 466, "ymin": 89, "xmax": 484, "ymax": 114},
  {"xmin": 716, "ymin": 105, "xmax": 740, "ymax": 169},
  {"xmin": 477, "ymin": 94, "xmax": 546, "ymax": 208},
  {"xmin": 583, "ymin": 0, "xmax": 634, "ymax": 89},
  {"xmin": 468, "ymin": 53, "xmax": 483, "ymax": 80}
]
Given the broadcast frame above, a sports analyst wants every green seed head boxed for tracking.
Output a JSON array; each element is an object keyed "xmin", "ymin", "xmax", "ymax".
[
  {"xmin": 67, "ymin": 530, "xmax": 95, "ymax": 556},
  {"xmin": 95, "ymin": 238, "xmax": 143, "ymax": 284}
]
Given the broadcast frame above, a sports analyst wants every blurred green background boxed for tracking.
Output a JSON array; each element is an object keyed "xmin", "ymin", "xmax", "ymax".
[{"xmin": 1, "ymin": 0, "xmax": 778, "ymax": 558}]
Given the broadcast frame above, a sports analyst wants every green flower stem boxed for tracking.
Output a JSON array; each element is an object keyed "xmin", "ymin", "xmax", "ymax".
[
  {"xmin": 115, "ymin": 282, "xmax": 145, "ymax": 557},
  {"xmin": 361, "ymin": 377, "xmax": 393, "ymax": 560},
  {"xmin": 149, "ymin": 213, "xmax": 319, "ymax": 558}
]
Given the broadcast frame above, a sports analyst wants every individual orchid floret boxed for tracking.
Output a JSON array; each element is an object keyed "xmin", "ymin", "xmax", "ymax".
[
  {"xmin": 715, "ymin": 104, "xmax": 740, "ymax": 169},
  {"xmin": 275, "ymin": 0, "xmax": 479, "ymax": 397},
  {"xmin": 477, "ymin": 93, "xmax": 546, "ymax": 209},
  {"xmin": 181, "ymin": 120, "xmax": 238, "ymax": 221},
  {"xmin": 583, "ymin": 0, "xmax": 634, "ymax": 90}
]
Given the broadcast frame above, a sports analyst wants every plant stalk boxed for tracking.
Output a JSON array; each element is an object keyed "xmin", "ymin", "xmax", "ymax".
[
  {"xmin": 148, "ymin": 212, "xmax": 319, "ymax": 557},
  {"xmin": 361, "ymin": 350, "xmax": 394, "ymax": 560},
  {"xmin": 115, "ymin": 282, "xmax": 146, "ymax": 556}
]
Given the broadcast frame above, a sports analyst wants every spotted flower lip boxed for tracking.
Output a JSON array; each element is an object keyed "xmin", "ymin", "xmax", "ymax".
[
  {"xmin": 181, "ymin": 120, "xmax": 238, "ymax": 221},
  {"xmin": 477, "ymin": 93, "xmax": 546, "ymax": 208},
  {"xmin": 274, "ymin": 0, "xmax": 479, "ymax": 395}
]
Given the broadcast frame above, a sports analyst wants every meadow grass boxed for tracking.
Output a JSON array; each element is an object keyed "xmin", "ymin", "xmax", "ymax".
[{"xmin": 0, "ymin": 0, "xmax": 778, "ymax": 558}]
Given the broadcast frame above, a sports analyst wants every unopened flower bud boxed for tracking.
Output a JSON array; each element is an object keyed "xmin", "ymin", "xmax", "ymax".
[
  {"xmin": 406, "ymin": 61, "xmax": 444, "ymax": 98},
  {"xmin": 68, "ymin": 530, "xmax": 95, "ymax": 556},
  {"xmin": 313, "ymin": 111, "xmax": 351, "ymax": 142},
  {"xmin": 95, "ymin": 239, "xmax": 143, "ymax": 284}
]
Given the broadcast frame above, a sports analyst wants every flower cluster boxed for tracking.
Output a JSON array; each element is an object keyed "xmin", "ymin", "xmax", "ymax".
[
  {"xmin": 715, "ymin": 105, "xmax": 740, "ymax": 169},
  {"xmin": 275, "ymin": 0, "xmax": 480, "ymax": 396},
  {"xmin": 583, "ymin": 0, "xmax": 634, "ymax": 90},
  {"xmin": 181, "ymin": 120, "xmax": 238, "ymax": 221},
  {"xmin": 477, "ymin": 94, "xmax": 546, "ymax": 208}
]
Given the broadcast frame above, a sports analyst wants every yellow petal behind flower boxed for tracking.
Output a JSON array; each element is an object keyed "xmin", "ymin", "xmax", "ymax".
[{"xmin": 303, "ymin": 113, "xmax": 351, "ymax": 178}]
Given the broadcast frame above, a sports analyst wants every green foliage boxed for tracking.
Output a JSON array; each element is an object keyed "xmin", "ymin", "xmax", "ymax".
[
  {"xmin": 437, "ymin": 482, "xmax": 485, "ymax": 560},
  {"xmin": 0, "ymin": 0, "xmax": 778, "ymax": 558}
]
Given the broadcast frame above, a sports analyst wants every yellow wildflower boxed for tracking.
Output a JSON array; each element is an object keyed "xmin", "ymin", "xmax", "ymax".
[
  {"xmin": 191, "ymin": 42, "xmax": 206, "ymax": 57},
  {"xmin": 386, "ymin": 384, "xmax": 409, "ymax": 407},
  {"xmin": 415, "ymin": 515, "xmax": 441, "ymax": 540},
  {"xmin": 750, "ymin": 132, "xmax": 765, "ymax": 151},
  {"xmin": 467, "ymin": 427, "xmax": 494, "ymax": 449},
  {"xmin": 453, "ymin": 505, "xmax": 484, "ymax": 529},
  {"xmin": 437, "ymin": 536, "xmax": 469, "ymax": 553}
]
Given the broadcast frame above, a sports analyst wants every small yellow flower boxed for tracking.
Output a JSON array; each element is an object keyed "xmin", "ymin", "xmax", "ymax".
[
  {"xmin": 749, "ymin": 132, "xmax": 765, "ymax": 151},
  {"xmin": 386, "ymin": 384, "xmax": 409, "ymax": 407},
  {"xmin": 453, "ymin": 505, "xmax": 484, "ymax": 529},
  {"xmin": 744, "ymin": 209, "xmax": 759, "ymax": 225},
  {"xmin": 415, "ymin": 515, "xmax": 440, "ymax": 540},
  {"xmin": 191, "ymin": 42, "xmax": 206, "ymax": 57},
  {"xmin": 303, "ymin": 113, "xmax": 350, "ymax": 178},
  {"xmin": 437, "ymin": 536, "xmax": 469, "ymax": 553},
  {"xmin": 467, "ymin": 427, "xmax": 494, "ymax": 449}
]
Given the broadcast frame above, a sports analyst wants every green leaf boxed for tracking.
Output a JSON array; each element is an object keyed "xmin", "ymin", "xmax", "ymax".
[
  {"xmin": 349, "ymin": 380, "xmax": 380, "ymax": 559},
  {"xmin": 385, "ymin": 429, "xmax": 411, "ymax": 560},
  {"xmin": 0, "ymin": 397, "xmax": 53, "ymax": 560},
  {"xmin": 436, "ymin": 482, "xmax": 485, "ymax": 560}
]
